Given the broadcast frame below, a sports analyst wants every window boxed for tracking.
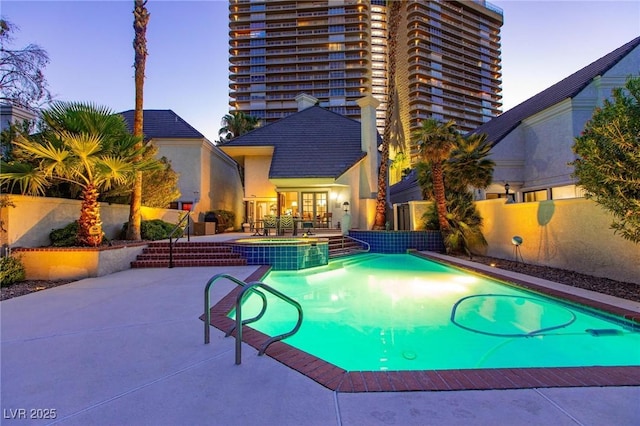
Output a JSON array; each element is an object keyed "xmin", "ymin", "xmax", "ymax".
[
  {"xmin": 524, "ymin": 190, "xmax": 548, "ymax": 202},
  {"xmin": 551, "ymin": 185, "xmax": 585, "ymax": 200}
]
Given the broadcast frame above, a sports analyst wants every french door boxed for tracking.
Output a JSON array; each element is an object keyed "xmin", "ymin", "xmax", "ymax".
[{"xmin": 301, "ymin": 192, "xmax": 327, "ymax": 222}]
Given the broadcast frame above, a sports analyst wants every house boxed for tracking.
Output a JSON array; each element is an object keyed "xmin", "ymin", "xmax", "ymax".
[
  {"xmin": 120, "ymin": 109, "xmax": 244, "ymax": 227},
  {"xmin": 219, "ymin": 93, "xmax": 382, "ymax": 231},
  {"xmin": 473, "ymin": 36, "xmax": 640, "ymax": 202},
  {"xmin": 0, "ymin": 103, "xmax": 36, "ymax": 132},
  {"xmin": 390, "ymin": 36, "xmax": 640, "ymax": 205}
]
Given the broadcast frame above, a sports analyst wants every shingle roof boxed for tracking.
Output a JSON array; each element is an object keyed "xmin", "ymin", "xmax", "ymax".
[
  {"xmin": 470, "ymin": 36, "xmax": 640, "ymax": 145},
  {"xmin": 224, "ymin": 106, "xmax": 373, "ymax": 179},
  {"xmin": 119, "ymin": 109, "xmax": 205, "ymax": 140}
]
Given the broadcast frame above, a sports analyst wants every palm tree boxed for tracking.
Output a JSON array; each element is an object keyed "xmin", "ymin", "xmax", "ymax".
[
  {"xmin": 446, "ymin": 132, "xmax": 495, "ymax": 192},
  {"xmin": 373, "ymin": 0, "xmax": 402, "ymax": 230},
  {"xmin": 126, "ymin": 0, "xmax": 150, "ymax": 241},
  {"xmin": 0, "ymin": 102, "xmax": 158, "ymax": 246},
  {"xmin": 217, "ymin": 111, "xmax": 260, "ymax": 144},
  {"xmin": 413, "ymin": 118, "xmax": 458, "ymax": 234}
]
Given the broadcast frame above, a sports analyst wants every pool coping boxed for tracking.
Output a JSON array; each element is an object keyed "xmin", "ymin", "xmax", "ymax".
[{"xmin": 205, "ymin": 256, "xmax": 640, "ymax": 393}]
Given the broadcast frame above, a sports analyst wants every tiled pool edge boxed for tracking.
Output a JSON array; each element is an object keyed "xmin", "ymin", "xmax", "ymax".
[{"xmin": 205, "ymin": 261, "xmax": 640, "ymax": 393}]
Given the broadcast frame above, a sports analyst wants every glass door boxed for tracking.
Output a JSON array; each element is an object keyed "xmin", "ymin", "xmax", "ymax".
[{"xmin": 301, "ymin": 192, "xmax": 327, "ymax": 224}]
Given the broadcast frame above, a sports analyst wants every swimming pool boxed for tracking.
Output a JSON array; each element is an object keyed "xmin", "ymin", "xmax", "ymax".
[{"xmin": 232, "ymin": 253, "xmax": 640, "ymax": 372}]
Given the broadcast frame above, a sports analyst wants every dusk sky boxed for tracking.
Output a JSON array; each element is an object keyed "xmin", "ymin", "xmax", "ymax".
[{"xmin": 2, "ymin": 1, "xmax": 639, "ymax": 142}]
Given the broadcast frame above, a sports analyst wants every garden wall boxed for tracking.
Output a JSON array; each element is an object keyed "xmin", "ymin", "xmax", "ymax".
[
  {"xmin": 1, "ymin": 195, "xmax": 183, "ymax": 248},
  {"xmin": 475, "ymin": 198, "xmax": 639, "ymax": 284},
  {"xmin": 396, "ymin": 198, "xmax": 638, "ymax": 284}
]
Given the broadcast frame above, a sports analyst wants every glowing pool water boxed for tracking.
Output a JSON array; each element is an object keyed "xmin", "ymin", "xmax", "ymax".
[{"xmin": 234, "ymin": 253, "xmax": 640, "ymax": 371}]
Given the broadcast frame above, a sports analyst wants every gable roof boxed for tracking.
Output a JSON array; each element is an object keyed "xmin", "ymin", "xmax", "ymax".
[
  {"xmin": 119, "ymin": 109, "xmax": 205, "ymax": 139},
  {"xmin": 222, "ymin": 106, "xmax": 372, "ymax": 179},
  {"xmin": 471, "ymin": 36, "xmax": 640, "ymax": 145}
]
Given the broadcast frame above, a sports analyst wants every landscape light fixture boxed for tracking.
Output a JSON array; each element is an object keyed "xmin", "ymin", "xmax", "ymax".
[{"xmin": 512, "ymin": 235, "xmax": 524, "ymax": 264}]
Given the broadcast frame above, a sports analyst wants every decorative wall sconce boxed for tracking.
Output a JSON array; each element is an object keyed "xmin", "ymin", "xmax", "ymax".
[{"xmin": 342, "ymin": 201, "xmax": 350, "ymax": 213}]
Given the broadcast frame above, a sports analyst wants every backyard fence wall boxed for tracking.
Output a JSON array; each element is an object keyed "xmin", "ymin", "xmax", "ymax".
[
  {"xmin": 1, "ymin": 195, "xmax": 184, "ymax": 248},
  {"xmin": 397, "ymin": 198, "xmax": 639, "ymax": 284},
  {"xmin": 475, "ymin": 198, "xmax": 638, "ymax": 284}
]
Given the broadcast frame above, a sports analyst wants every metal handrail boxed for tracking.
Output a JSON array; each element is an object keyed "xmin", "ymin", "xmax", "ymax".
[
  {"xmin": 234, "ymin": 282, "xmax": 303, "ymax": 364},
  {"xmin": 168, "ymin": 212, "xmax": 191, "ymax": 268},
  {"xmin": 204, "ymin": 273, "xmax": 253, "ymax": 344},
  {"xmin": 345, "ymin": 235, "xmax": 371, "ymax": 252},
  {"xmin": 203, "ymin": 273, "xmax": 303, "ymax": 365}
]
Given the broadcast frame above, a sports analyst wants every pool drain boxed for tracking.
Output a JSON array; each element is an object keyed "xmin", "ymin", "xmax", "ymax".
[{"xmin": 402, "ymin": 350, "xmax": 417, "ymax": 360}]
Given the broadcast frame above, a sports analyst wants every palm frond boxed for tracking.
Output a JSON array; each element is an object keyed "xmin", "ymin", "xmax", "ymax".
[{"xmin": 0, "ymin": 161, "xmax": 51, "ymax": 195}]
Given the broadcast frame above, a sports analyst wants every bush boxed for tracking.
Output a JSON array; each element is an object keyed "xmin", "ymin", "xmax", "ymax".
[
  {"xmin": 140, "ymin": 219, "xmax": 176, "ymax": 240},
  {"xmin": 209, "ymin": 210, "xmax": 236, "ymax": 232},
  {"xmin": 1, "ymin": 255, "xmax": 26, "ymax": 287},
  {"xmin": 50, "ymin": 222, "xmax": 79, "ymax": 247}
]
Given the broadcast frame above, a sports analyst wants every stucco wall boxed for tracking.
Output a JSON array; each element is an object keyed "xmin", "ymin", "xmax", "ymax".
[
  {"xmin": 2, "ymin": 195, "xmax": 184, "ymax": 248},
  {"xmin": 15, "ymin": 244, "xmax": 147, "ymax": 280},
  {"xmin": 476, "ymin": 198, "xmax": 639, "ymax": 284},
  {"xmin": 520, "ymin": 101, "xmax": 576, "ymax": 189},
  {"xmin": 153, "ymin": 138, "xmax": 244, "ymax": 228},
  {"xmin": 244, "ymin": 156, "xmax": 276, "ymax": 198}
]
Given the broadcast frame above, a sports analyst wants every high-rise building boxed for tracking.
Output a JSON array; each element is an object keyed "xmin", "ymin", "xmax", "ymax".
[
  {"xmin": 394, "ymin": 1, "xmax": 503, "ymax": 169},
  {"xmin": 228, "ymin": 0, "xmax": 503, "ymax": 180}
]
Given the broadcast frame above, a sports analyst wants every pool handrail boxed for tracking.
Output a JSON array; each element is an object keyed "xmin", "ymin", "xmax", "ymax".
[
  {"xmin": 224, "ymin": 284, "xmax": 267, "ymax": 337},
  {"xmin": 345, "ymin": 235, "xmax": 370, "ymax": 252},
  {"xmin": 204, "ymin": 273, "xmax": 256, "ymax": 344},
  {"xmin": 203, "ymin": 273, "xmax": 303, "ymax": 365},
  {"xmin": 234, "ymin": 281, "xmax": 303, "ymax": 364}
]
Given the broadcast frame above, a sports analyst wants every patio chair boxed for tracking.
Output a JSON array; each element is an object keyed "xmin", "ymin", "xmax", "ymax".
[
  {"xmin": 263, "ymin": 215, "xmax": 277, "ymax": 236},
  {"xmin": 279, "ymin": 215, "xmax": 294, "ymax": 235}
]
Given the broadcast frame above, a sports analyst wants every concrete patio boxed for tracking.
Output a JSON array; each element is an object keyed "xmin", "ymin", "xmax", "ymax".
[{"xmin": 1, "ymin": 234, "xmax": 639, "ymax": 425}]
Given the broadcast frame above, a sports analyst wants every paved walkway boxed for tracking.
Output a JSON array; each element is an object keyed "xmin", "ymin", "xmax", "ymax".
[{"xmin": 1, "ymin": 234, "xmax": 639, "ymax": 425}]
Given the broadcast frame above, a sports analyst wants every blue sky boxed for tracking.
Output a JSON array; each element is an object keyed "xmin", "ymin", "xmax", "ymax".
[{"xmin": 2, "ymin": 0, "xmax": 639, "ymax": 142}]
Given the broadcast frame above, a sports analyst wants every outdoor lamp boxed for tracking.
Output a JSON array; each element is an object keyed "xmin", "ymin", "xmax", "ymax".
[
  {"xmin": 504, "ymin": 182, "xmax": 510, "ymax": 196},
  {"xmin": 343, "ymin": 201, "xmax": 350, "ymax": 213}
]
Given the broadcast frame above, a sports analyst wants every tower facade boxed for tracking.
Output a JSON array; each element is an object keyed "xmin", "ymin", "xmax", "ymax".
[
  {"xmin": 229, "ymin": 0, "xmax": 377, "ymax": 125},
  {"xmin": 228, "ymin": 0, "xmax": 503, "ymax": 180},
  {"xmin": 394, "ymin": 1, "xmax": 503, "ymax": 169}
]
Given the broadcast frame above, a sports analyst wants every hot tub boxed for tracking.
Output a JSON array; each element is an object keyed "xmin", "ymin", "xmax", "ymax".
[{"xmin": 231, "ymin": 237, "xmax": 329, "ymax": 270}]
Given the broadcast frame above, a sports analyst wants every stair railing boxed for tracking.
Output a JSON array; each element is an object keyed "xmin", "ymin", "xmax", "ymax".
[{"xmin": 168, "ymin": 212, "xmax": 192, "ymax": 268}]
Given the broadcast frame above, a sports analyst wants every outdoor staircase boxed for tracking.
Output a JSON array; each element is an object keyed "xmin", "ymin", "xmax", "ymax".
[
  {"xmin": 131, "ymin": 241, "xmax": 247, "ymax": 268},
  {"xmin": 327, "ymin": 235, "xmax": 369, "ymax": 259}
]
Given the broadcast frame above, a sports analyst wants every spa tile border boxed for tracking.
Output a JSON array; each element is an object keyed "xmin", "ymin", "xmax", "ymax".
[{"xmin": 205, "ymin": 262, "xmax": 640, "ymax": 393}]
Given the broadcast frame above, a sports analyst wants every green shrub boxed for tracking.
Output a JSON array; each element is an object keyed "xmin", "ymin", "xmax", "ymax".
[
  {"xmin": 1, "ymin": 255, "xmax": 26, "ymax": 287},
  {"xmin": 209, "ymin": 210, "xmax": 236, "ymax": 232},
  {"xmin": 49, "ymin": 222, "xmax": 79, "ymax": 247},
  {"xmin": 141, "ymin": 219, "xmax": 176, "ymax": 240}
]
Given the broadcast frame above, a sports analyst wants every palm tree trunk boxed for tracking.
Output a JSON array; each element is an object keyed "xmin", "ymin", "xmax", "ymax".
[
  {"xmin": 373, "ymin": 0, "xmax": 401, "ymax": 230},
  {"xmin": 127, "ymin": 0, "xmax": 149, "ymax": 241},
  {"xmin": 432, "ymin": 163, "xmax": 450, "ymax": 233},
  {"xmin": 78, "ymin": 183, "xmax": 103, "ymax": 247}
]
